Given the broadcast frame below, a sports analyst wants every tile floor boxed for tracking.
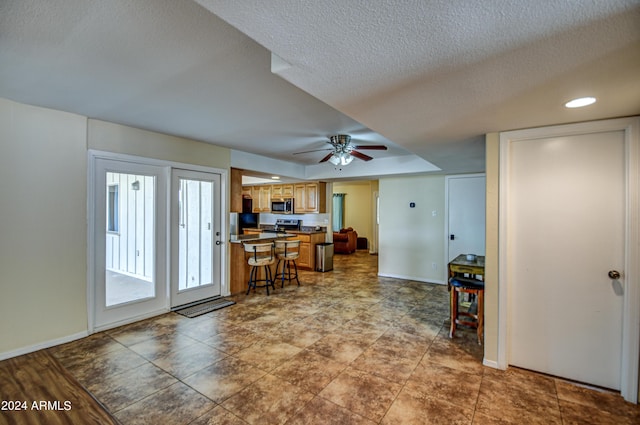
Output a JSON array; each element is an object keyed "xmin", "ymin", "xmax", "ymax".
[{"xmin": 47, "ymin": 251, "xmax": 639, "ymax": 425}]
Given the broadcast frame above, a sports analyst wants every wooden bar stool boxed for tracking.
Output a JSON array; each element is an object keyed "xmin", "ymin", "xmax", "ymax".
[
  {"xmin": 243, "ymin": 242, "xmax": 276, "ymax": 295},
  {"xmin": 274, "ymin": 239, "xmax": 301, "ymax": 287},
  {"xmin": 449, "ymin": 276, "xmax": 485, "ymax": 344}
]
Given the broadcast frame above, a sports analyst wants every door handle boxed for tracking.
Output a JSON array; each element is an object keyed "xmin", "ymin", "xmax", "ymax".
[
  {"xmin": 608, "ymin": 270, "xmax": 621, "ymax": 279},
  {"xmin": 216, "ymin": 240, "xmax": 223, "ymax": 245}
]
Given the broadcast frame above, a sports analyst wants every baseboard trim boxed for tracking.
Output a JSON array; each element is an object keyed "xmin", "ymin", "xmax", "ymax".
[
  {"xmin": 93, "ymin": 308, "xmax": 169, "ymax": 333},
  {"xmin": 0, "ymin": 331, "xmax": 89, "ymax": 361},
  {"xmin": 377, "ymin": 272, "xmax": 446, "ymax": 286},
  {"xmin": 483, "ymin": 358, "xmax": 502, "ymax": 369}
]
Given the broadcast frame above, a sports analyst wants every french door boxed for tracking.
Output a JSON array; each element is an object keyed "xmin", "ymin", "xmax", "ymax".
[
  {"xmin": 170, "ymin": 169, "xmax": 222, "ymax": 308},
  {"xmin": 93, "ymin": 158, "xmax": 167, "ymax": 330}
]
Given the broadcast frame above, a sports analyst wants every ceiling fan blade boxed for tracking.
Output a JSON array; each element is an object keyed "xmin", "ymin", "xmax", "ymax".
[
  {"xmin": 351, "ymin": 150, "xmax": 374, "ymax": 161},
  {"xmin": 319, "ymin": 153, "xmax": 334, "ymax": 163},
  {"xmin": 352, "ymin": 144, "xmax": 387, "ymax": 150},
  {"xmin": 293, "ymin": 148, "xmax": 332, "ymax": 155}
]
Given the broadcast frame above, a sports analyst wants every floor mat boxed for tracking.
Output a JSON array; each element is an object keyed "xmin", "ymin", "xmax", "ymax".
[{"xmin": 174, "ymin": 298, "xmax": 235, "ymax": 318}]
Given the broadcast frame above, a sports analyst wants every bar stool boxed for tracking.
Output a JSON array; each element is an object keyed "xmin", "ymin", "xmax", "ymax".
[
  {"xmin": 243, "ymin": 242, "xmax": 276, "ymax": 295},
  {"xmin": 274, "ymin": 239, "xmax": 301, "ymax": 287},
  {"xmin": 449, "ymin": 276, "xmax": 485, "ymax": 344}
]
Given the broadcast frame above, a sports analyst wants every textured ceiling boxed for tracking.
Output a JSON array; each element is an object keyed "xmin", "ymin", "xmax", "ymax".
[{"xmin": 1, "ymin": 1, "xmax": 639, "ymax": 177}]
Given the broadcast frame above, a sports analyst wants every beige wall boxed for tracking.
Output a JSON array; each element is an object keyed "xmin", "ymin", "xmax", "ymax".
[
  {"xmin": 378, "ymin": 175, "xmax": 446, "ymax": 284},
  {"xmin": 483, "ymin": 133, "xmax": 500, "ymax": 364},
  {"xmin": 0, "ymin": 99, "xmax": 231, "ymax": 358},
  {"xmin": 88, "ymin": 120, "xmax": 230, "ymax": 169},
  {"xmin": 0, "ymin": 98, "xmax": 89, "ymax": 355}
]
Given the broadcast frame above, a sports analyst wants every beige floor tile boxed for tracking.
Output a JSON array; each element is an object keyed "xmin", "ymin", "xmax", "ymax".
[
  {"xmin": 232, "ymin": 339, "xmax": 302, "ymax": 372},
  {"xmin": 475, "ymin": 376, "xmax": 562, "ymax": 425},
  {"xmin": 86, "ymin": 362, "xmax": 177, "ymax": 413},
  {"xmin": 221, "ymin": 374, "xmax": 314, "ymax": 424},
  {"xmin": 271, "ymin": 349, "xmax": 346, "ymax": 394},
  {"xmin": 318, "ymin": 367, "xmax": 403, "ymax": 422},
  {"xmin": 183, "ymin": 356, "xmax": 266, "ymax": 403},
  {"xmin": 381, "ymin": 386, "xmax": 473, "ymax": 425},
  {"xmin": 406, "ymin": 360, "xmax": 482, "ymax": 407},
  {"xmin": 190, "ymin": 405, "xmax": 248, "ymax": 425},
  {"xmin": 284, "ymin": 396, "xmax": 376, "ymax": 425},
  {"xmin": 114, "ymin": 381, "xmax": 215, "ymax": 425}
]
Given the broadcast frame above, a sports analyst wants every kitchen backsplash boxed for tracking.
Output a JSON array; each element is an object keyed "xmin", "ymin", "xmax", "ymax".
[{"xmin": 259, "ymin": 212, "xmax": 330, "ymax": 228}]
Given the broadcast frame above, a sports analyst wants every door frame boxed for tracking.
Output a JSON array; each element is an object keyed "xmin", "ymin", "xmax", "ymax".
[
  {"xmin": 444, "ymin": 173, "xmax": 486, "ymax": 264},
  {"xmin": 87, "ymin": 150, "xmax": 229, "ymax": 333},
  {"xmin": 497, "ymin": 117, "xmax": 639, "ymax": 403}
]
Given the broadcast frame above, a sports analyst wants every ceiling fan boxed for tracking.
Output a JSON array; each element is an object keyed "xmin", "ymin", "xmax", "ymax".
[{"xmin": 294, "ymin": 134, "xmax": 388, "ymax": 165}]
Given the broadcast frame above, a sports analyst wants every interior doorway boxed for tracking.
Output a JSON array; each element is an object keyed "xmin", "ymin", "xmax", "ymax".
[{"xmin": 445, "ymin": 174, "xmax": 486, "ymax": 262}]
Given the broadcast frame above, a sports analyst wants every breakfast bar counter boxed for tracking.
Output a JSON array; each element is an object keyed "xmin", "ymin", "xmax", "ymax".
[{"xmin": 228, "ymin": 233, "xmax": 294, "ymax": 295}]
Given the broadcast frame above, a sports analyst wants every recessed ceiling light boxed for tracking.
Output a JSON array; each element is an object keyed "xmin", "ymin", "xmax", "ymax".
[
  {"xmin": 565, "ymin": 97, "xmax": 596, "ymax": 108},
  {"xmin": 271, "ymin": 176, "xmax": 280, "ymax": 180}
]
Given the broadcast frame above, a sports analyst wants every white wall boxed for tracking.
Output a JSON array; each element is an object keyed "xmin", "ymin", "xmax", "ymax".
[
  {"xmin": 378, "ymin": 175, "xmax": 446, "ymax": 284},
  {"xmin": 0, "ymin": 98, "xmax": 89, "ymax": 355}
]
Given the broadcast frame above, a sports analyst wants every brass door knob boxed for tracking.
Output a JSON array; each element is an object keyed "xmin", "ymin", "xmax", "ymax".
[{"xmin": 608, "ymin": 270, "xmax": 621, "ymax": 279}]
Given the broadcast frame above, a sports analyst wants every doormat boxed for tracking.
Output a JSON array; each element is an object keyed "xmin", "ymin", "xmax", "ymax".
[{"xmin": 174, "ymin": 298, "xmax": 235, "ymax": 318}]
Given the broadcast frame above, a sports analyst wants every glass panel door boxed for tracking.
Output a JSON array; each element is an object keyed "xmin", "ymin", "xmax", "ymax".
[
  {"xmin": 171, "ymin": 169, "xmax": 222, "ymax": 307},
  {"xmin": 94, "ymin": 159, "xmax": 167, "ymax": 330},
  {"xmin": 105, "ymin": 172, "xmax": 156, "ymax": 306}
]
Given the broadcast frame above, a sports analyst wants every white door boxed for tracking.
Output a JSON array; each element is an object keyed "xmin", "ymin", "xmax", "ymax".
[
  {"xmin": 94, "ymin": 159, "xmax": 168, "ymax": 330},
  {"xmin": 505, "ymin": 130, "xmax": 625, "ymax": 390},
  {"xmin": 446, "ymin": 175, "xmax": 486, "ymax": 262},
  {"xmin": 170, "ymin": 169, "xmax": 222, "ymax": 307}
]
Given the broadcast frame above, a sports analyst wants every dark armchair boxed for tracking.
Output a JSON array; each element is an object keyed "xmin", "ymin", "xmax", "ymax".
[{"xmin": 333, "ymin": 227, "xmax": 358, "ymax": 254}]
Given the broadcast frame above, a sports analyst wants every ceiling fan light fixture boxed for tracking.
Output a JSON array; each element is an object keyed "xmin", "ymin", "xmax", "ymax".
[{"xmin": 341, "ymin": 154, "xmax": 354, "ymax": 165}]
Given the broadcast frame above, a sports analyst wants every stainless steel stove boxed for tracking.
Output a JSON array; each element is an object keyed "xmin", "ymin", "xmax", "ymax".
[{"xmin": 274, "ymin": 218, "xmax": 301, "ymax": 232}]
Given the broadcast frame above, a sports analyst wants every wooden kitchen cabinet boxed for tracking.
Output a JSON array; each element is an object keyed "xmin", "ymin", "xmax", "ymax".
[
  {"xmin": 242, "ymin": 182, "xmax": 325, "ymax": 214},
  {"xmin": 294, "ymin": 182, "xmax": 326, "ymax": 213},
  {"xmin": 289, "ymin": 232, "xmax": 326, "ymax": 270},
  {"xmin": 250, "ymin": 185, "xmax": 271, "ymax": 212},
  {"xmin": 271, "ymin": 184, "xmax": 293, "ymax": 199}
]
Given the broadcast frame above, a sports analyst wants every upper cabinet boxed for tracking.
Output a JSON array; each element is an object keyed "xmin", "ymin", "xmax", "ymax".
[
  {"xmin": 242, "ymin": 182, "xmax": 326, "ymax": 214},
  {"xmin": 271, "ymin": 183, "xmax": 294, "ymax": 199},
  {"xmin": 294, "ymin": 182, "xmax": 326, "ymax": 213},
  {"xmin": 250, "ymin": 185, "xmax": 271, "ymax": 212}
]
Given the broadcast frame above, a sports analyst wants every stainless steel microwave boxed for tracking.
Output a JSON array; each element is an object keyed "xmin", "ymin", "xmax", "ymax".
[{"xmin": 271, "ymin": 198, "xmax": 294, "ymax": 214}]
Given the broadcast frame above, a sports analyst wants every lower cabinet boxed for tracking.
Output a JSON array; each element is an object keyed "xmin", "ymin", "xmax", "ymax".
[{"xmin": 290, "ymin": 233, "xmax": 326, "ymax": 270}]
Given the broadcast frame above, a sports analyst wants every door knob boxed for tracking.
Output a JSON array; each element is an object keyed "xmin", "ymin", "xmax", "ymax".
[
  {"xmin": 608, "ymin": 270, "xmax": 621, "ymax": 279},
  {"xmin": 216, "ymin": 240, "xmax": 223, "ymax": 245}
]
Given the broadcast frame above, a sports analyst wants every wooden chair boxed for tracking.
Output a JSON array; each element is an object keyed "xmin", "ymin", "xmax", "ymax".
[
  {"xmin": 243, "ymin": 242, "xmax": 276, "ymax": 295},
  {"xmin": 449, "ymin": 276, "xmax": 485, "ymax": 344},
  {"xmin": 274, "ymin": 239, "xmax": 301, "ymax": 287}
]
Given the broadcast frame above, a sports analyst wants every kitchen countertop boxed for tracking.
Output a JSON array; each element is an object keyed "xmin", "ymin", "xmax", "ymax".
[
  {"xmin": 229, "ymin": 232, "xmax": 295, "ymax": 244},
  {"xmin": 259, "ymin": 226, "xmax": 327, "ymax": 234}
]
